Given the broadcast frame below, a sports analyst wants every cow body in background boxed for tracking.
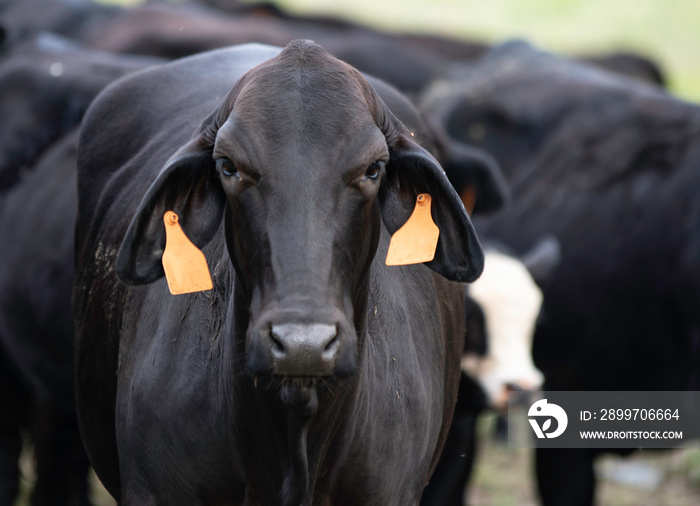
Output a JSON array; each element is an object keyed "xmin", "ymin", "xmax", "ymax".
[
  {"xmin": 0, "ymin": 0, "xmax": 118, "ymax": 50},
  {"xmin": 420, "ymin": 40, "xmax": 700, "ymax": 505},
  {"xmin": 74, "ymin": 41, "xmax": 489, "ymax": 505},
  {"xmin": 0, "ymin": 131, "xmax": 85, "ymax": 505},
  {"xmin": 84, "ymin": 2, "xmax": 665, "ymax": 93},
  {"xmin": 463, "ymin": 246, "xmax": 545, "ymax": 408},
  {"xmin": 0, "ymin": 33, "xmax": 158, "ymax": 190},
  {"xmin": 3, "ymin": 0, "xmax": 663, "ymax": 95},
  {"xmin": 422, "ymin": 239, "xmax": 556, "ymax": 506},
  {"xmin": 0, "ymin": 39, "xmax": 159, "ymax": 504}
]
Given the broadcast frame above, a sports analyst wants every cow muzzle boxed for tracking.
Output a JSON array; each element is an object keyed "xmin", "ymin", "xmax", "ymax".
[
  {"xmin": 248, "ymin": 313, "xmax": 357, "ymax": 379},
  {"xmin": 268, "ymin": 323, "xmax": 340, "ymax": 377}
]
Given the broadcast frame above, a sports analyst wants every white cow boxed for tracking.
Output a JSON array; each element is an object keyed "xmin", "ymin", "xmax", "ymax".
[{"xmin": 462, "ymin": 239, "xmax": 559, "ymax": 409}]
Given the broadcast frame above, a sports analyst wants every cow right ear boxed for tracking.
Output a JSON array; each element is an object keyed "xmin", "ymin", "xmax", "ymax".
[{"xmin": 116, "ymin": 138, "xmax": 226, "ymax": 285}]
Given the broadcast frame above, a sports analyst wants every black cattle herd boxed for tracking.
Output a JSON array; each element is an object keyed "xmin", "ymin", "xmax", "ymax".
[{"xmin": 0, "ymin": 0, "xmax": 698, "ymax": 505}]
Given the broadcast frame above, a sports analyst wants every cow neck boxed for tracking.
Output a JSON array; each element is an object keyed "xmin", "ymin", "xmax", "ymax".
[
  {"xmin": 282, "ymin": 397, "xmax": 315, "ymax": 506},
  {"xmin": 230, "ymin": 281, "xmax": 322, "ymax": 505},
  {"xmin": 228, "ymin": 239, "xmax": 373, "ymax": 504}
]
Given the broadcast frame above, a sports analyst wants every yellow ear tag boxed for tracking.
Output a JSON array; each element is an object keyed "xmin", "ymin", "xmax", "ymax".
[
  {"xmin": 162, "ymin": 211, "xmax": 213, "ymax": 295},
  {"xmin": 385, "ymin": 194, "xmax": 440, "ymax": 266}
]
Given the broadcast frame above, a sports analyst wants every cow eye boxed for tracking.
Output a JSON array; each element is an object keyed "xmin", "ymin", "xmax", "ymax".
[
  {"xmin": 217, "ymin": 157, "xmax": 239, "ymax": 178},
  {"xmin": 365, "ymin": 160, "xmax": 384, "ymax": 180}
]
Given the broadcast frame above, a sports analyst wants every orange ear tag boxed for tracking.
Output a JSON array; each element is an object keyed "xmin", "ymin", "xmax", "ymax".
[
  {"xmin": 161, "ymin": 211, "xmax": 213, "ymax": 295},
  {"xmin": 385, "ymin": 194, "xmax": 440, "ymax": 266},
  {"xmin": 460, "ymin": 185, "xmax": 477, "ymax": 216}
]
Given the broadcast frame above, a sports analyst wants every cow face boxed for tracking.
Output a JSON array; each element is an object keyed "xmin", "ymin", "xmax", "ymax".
[
  {"xmin": 117, "ymin": 41, "xmax": 483, "ymax": 384},
  {"xmin": 462, "ymin": 249, "xmax": 544, "ymax": 409}
]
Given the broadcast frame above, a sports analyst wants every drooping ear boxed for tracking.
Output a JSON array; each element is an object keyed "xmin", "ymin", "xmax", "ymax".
[
  {"xmin": 428, "ymin": 118, "xmax": 510, "ymax": 215},
  {"xmin": 379, "ymin": 132, "xmax": 485, "ymax": 283},
  {"xmin": 116, "ymin": 136, "xmax": 226, "ymax": 285}
]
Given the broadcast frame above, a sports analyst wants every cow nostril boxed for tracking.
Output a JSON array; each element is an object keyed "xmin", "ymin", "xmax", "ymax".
[
  {"xmin": 323, "ymin": 332, "xmax": 340, "ymax": 357},
  {"xmin": 505, "ymin": 382, "xmax": 527, "ymax": 393},
  {"xmin": 269, "ymin": 330, "xmax": 285, "ymax": 355},
  {"xmin": 267, "ymin": 322, "xmax": 344, "ymax": 376}
]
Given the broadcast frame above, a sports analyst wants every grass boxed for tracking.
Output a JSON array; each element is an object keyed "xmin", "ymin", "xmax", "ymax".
[
  {"xmin": 15, "ymin": 422, "xmax": 700, "ymax": 505},
  {"xmin": 469, "ymin": 414, "xmax": 700, "ymax": 505}
]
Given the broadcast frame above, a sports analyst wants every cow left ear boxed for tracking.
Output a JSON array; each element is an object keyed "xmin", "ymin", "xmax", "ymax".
[
  {"xmin": 116, "ymin": 137, "xmax": 226, "ymax": 285},
  {"xmin": 379, "ymin": 133, "xmax": 484, "ymax": 283}
]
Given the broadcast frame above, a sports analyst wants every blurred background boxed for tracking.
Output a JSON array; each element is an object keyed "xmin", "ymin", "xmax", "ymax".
[
  {"xmin": 5, "ymin": 0, "xmax": 700, "ymax": 505},
  {"xmin": 280, "ymin": 0, "xmax": 700, "ymax": 101},
  {"xmin": 98, "ymin": 0, "xmax": 700, "ymax": 101}
]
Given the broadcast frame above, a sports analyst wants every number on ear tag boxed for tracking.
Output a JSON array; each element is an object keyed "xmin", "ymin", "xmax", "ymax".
[
  {"xmin": 162, "ymin": 211, "xmax": 213, "ymax": 295},
  {"xmin": 385, "ymin": 194, "xmax": 440, "ymax": 266}
]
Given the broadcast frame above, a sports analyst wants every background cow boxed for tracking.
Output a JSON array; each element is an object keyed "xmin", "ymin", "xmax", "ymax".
[
  {"xmin": 0, "ymin": 38, "xmax": 160, "ymax": 504},
  {"xmin": 420, "ymin": 40, "xmax": 700, "ymax": 505},
  {"xmin": 1, "ymin": 0, "xmax": 666, "ymax": 95},
  {"xmin": 422, "ymin": 238, "xmax": 559, "ymax": 506},
  {"xmin": 0, "ymin": 33, "xmax": 157, "ymax": 189}
]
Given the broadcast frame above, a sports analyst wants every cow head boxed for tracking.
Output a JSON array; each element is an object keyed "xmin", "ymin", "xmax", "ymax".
[
  {"xmin": 117, "ymin": 41, "xmax": 483, "ymax": 387},
  {"xmin": 462, "ymin": 248, "xmax": 546, "ymax": 409}
]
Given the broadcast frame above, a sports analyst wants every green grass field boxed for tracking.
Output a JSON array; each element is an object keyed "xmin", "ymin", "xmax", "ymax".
[{"xmin": 469, "ymin": 415, "xmax": 700, "ymax": 505}]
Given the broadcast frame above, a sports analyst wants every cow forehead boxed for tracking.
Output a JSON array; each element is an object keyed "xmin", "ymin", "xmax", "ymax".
[
  {"xmin": 229, "ymin": 42, "xmax": 377, "ymax": 137},
  {"xmin": 215, "ymin": 43, "xmax": 388, "ymax": 175}
]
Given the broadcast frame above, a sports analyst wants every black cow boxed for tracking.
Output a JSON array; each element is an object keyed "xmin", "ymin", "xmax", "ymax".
[
  {"xmin": 0, "ymin": 32, "xmax": 158, "ymax": 190},
  {"xmin": 73, "ymin": 41, "xmax": 490, "ymax": 504},
  {"xmin": 420, "ymin": 40, "xmax": 700, "ymax": 505},
  {"xmin": 0, "ymin": 39, "xmax": 160, "ymax": 504},
  {"xmin": 580, "ymin": 51, "xmax": 666, "ymax": 87},
  {"xmin": 0, "ymin": 0, "xmax": 118, "ymax": 50},
  {"xmin": 82, "ymin": 2, "xmax": 665, "ymax": 95},
  {"xmin": 194, "ymin": 1, "xmax": 666, "ymax": 89},
  {"xmin": 0, "ymin": 131, "xmax": 87, "ymax": 504},
  {"xmin": 2, "ymin": 0, "xmax": 664, "ymax": 95},
  {"xmin": 80, "ymin": 1, "xmax": 448, "ymax": 94}
]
